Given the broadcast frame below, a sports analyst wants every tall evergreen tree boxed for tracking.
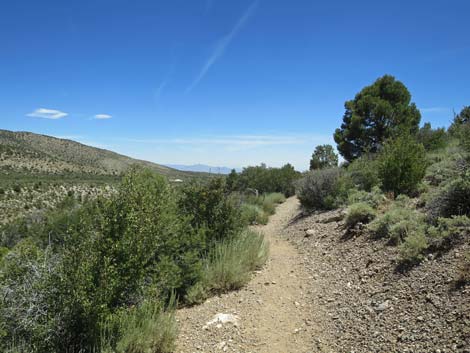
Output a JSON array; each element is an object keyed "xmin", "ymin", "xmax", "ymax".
[{"xmin": 334, "ymin": 75, "xmax": 421, "ymax": 161}]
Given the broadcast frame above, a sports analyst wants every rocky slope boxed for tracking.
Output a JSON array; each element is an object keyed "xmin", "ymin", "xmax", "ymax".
[{"xmin": 175, "ymin": 198, "xmax": 470, "ymax": 353}]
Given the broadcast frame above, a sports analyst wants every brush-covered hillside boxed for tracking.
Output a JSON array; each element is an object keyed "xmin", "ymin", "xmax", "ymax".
[
  {"xmin": 0, "ymin": 129, "xmax": 198, "ymax": 179},
  {"xmin": 0, "ymin": 129, "xmax": 208, "ymax": 224}
]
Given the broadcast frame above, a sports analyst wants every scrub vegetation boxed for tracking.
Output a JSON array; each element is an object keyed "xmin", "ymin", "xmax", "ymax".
[{"xmin": 297, "ymin": 75, "xmax": 470, "ymax": 268}]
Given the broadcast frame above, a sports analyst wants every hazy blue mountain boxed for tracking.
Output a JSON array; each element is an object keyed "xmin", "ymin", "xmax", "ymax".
[{"xmin": 165, "ymin": 164, "xmax": 241, "ymax": 174}]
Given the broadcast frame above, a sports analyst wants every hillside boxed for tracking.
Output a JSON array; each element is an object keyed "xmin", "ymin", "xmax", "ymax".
[{"xmin": 0, "ymin": 129, "xmax": 202, "ymax": 180}]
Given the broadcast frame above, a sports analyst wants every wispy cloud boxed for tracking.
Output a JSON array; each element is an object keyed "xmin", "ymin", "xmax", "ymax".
[
  {"xmin": 94, "ymin": 114, "xmax": 112, "ymax": 119},
  {"xmin": 205, "ymin": 0, "xmax": 215, "ymax": 13},
  {"xmin": 121, "ymin": 133, "xmax": 328, "ymax": 149},
  {"xmin": 186, "ymin": 1, "xmax": 258, "ymax": 93},
  {"xmin": 27, "ymin": 108, "xmax": 68, "ymax": 119},
  {"xmin": 420, "ymin": 107, "xmax": 450, "ymax": 113},
  {"xmin": 154, "ymin": 81, "xmax": 168, "ymax": 103}
]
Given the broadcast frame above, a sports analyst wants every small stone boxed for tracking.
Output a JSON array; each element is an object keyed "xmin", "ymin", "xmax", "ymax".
[{"xmin": 305, "ymin": 229, "xmax": 315, "ymax": 237}]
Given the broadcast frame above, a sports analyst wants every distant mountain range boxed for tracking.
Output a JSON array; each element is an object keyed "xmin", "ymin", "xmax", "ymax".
[{"xmin": 165, "ymin": 164, "xmax": 241, "ymax": 174}]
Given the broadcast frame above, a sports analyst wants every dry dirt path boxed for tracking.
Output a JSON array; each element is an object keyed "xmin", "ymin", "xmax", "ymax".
[{"xmin": 175, "ymin": 197, "xmax": 322, "ymax": 353}]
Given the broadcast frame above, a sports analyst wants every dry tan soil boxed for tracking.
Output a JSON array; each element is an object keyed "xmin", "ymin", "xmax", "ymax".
[{"xmin": 175, "ymin": 197, "xmax": 328, "ymax": 353}]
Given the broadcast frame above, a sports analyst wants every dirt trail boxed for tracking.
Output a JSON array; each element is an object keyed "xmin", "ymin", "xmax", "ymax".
[{"xmin": 175, "ymin": 197, "xmax": 322, "ymax": 353}]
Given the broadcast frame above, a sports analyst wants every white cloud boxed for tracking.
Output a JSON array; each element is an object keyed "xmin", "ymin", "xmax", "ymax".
[
  {"xmin": 94, "ymin": 114, "xmax": 112, "ymax": 120},
  {"xmin": 186, "ymin": 1, "xmax": 258, "ymax": 93},
  {"xmin": 26, "ymin": 108, "xmax": 68, "ymax": 119},
  {"xmin": 420, "ymin": 107, "xmax": 450, "ymax": 113}
]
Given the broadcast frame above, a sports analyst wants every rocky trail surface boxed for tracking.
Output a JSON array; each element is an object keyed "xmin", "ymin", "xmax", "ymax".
[{"xmin": 175, "ymin": 198, "xmax": 470, "ymax": 353}]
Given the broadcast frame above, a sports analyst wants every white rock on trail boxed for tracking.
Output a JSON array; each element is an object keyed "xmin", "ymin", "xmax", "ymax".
[{"xmin": 203, "ymin": 313, "xmax": 240, "ymax": 329}]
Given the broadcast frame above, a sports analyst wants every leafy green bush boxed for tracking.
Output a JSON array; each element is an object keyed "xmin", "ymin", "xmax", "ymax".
[
  {"xmin": 178, "ymin": 178, "xmax": 243, "ymax": 246},
  {"xmin": 378, "ymin": 134, "xmax": 427, "ymax": 196},
  {"xmin": 345, "ymin": 202, "xmax": 376, "ymax": 228},
  {"xmin": 0, "ymin": 168, "xmax": 271, "ymax": 352},
  {"xmin": 345, "ymin": 155, "xmax": 380, "ymax": 191},
  {"xmin": 185, "ymin": 230, "xmax": 268, "ymax": 304},
  {"xmin": 416, "ymin": 122, "xmax": 447, "ymax": 151},
  {"xmin": 227, "ymin": 164, "xmax": 300, "ymax": 196},
  {"xmin": 399, "ymin": 229, "xmax": 428, "ymax": 264},
  {"xmin": 295, "ymin": 168, "xmax": 343, "ymax": 210}
]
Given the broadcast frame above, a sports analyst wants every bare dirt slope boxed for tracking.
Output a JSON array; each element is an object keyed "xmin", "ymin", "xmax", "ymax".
[{"xmin": 175, "ymin": 197, "xmax": 324, "ymax": 353}]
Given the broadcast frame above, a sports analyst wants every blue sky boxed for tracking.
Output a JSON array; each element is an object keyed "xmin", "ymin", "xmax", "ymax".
[{"xmin": 1, "ymin": 0, "xmax": 469, "ymax": 170}]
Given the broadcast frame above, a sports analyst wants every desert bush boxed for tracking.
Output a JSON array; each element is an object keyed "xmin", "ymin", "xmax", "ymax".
[
  {"xmin": 368, "ymin": 202, "xmax": 425, "ymax": 242},
  {"xmin": 296, "ymin": 168, "xmax": 343, "ymax": 210},
  {"xmin": 178, "ymin": 178, "xmax": 243, "ymax": 246},
  {"xmin": 426, "ymin": 175, "xmax": 470, "ymax": 219},
  {"xmin": 458, "ymin": 122, "xmax": 470, "ymax": 156},
  {"xmin": 345, "ymin": 155, "xmax": 380, "ymax": 191},
  {"xmin": 185, "ymin": 230, "xmax": 268, "ymax": 304},
  {"xmin": 399, "ymin": 229, "xmax": 428, "ymax": 264},
  {"xmin": 457, "ymin": 252, "xmax": 470, "ymax": 286},
  {"xmin": 378, "ymin": 134, "xmax": 427, "ymax": 196},
  {"xmin": 0, "ymin": 240, "xmax": 66, "ymax": 353},
  {"xmin": 263, "ymin": 192, "xmax": 286, "ymax": 205},
  {"xmin": 416, "ymin": 122, "xmax": 447, "ymax": 151},
  {"xmin": 0, "ymin": 168, "xmax": 202, "ymax": 352},
  {"xmin": 345, "ymin": 202, "xmax": 376, "ymax": 228},
  {"xmin": 240, "ymin": 204, "xmax": 268, "ymax": 225},
  {"xmin": 424, "ymin": 156, "xmax": 463, "ymax": 187},
  {"xmin": 427, "ymin": 215, "xmax": 470, "ymax": 251},
  {"xmin": 112, "ymin": 299, "xmax": 177, "ymax": 353},
  {"xmin": 228, "ymin": 164, "xmax": 300, "ymax": 196},
  {"xmin": 239, "ymin": 192, "xmax": 284, "ymax": 225},
  {"xmin": 347, "ymin": 186, "xmax": 386, "ymax": 208}
]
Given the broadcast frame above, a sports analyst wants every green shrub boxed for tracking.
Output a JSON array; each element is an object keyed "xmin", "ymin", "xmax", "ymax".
[
  {"xmin": 0, "ymin": 241, "xmax": 65, "ymax": 353},
  {"xmin": 427, "ymin": 215, "xmax": 470, "ymax": 250},
  {"xmin": 113, "ymin": 300, "xmax": 177, "ymax": 353},
  {"xmin": 240, "ymin": 204, "xmax": 269, "ymax": 225},
  {"xmin": 345, "ymin": 202, "xmax": 376, "ymax": 228},
  {"xmin": 178, "ymin": 178, "xmax": 243, "ymax": 245},
  {"xmin": 346, "ymin": 155, "xmax": 380, "ymax": 191},
  {"xmin": 426, "ymin": 175, "xmax": 470, "ymax": 219},
  {"xmin": 458, "ymin": 252, "xmax": 470, "ymax": 286},
  {"xmin": 295, "ymin": 168, "xmax": 342, "ymax": 210},
  {"xmin": 424, "ymin": 156, "xmax": 463, "ymax": 187},
  {"xmin": 416, "ymin": 122, "xmax": 447, "ymax": 151},
  {"xmin": 347, "ymin": 186, "xmax": 386, "ymax": 208},
  {"xmin": 458, "ymin": 123, "xmax": 470, "ymax": 156},
  {"xmin": 186, "ymin": 230, "xmax": 268, "ymax": 304},
  {"xmin": 228, "ymin": 164, "xmax": 300, "ymax": 196},
  {"xmin": 399, "ymin": 229, "xmax": 428, "ymax": 264},
  {"xmin": 368, "ymin": 203, "xmax": 425, "ymax": 243},
  {"xmin": 263, "ymin": 192, "xmax": 286, "ymax": 205},
  {"xmin": 378, "ymin": 134, "xmax": 427, "ymax": 196}
]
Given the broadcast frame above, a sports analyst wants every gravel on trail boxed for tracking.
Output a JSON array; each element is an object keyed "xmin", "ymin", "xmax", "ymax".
[{"xmin": 175, "ymin": 198, "xmax": 470, "ymax": 353}]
